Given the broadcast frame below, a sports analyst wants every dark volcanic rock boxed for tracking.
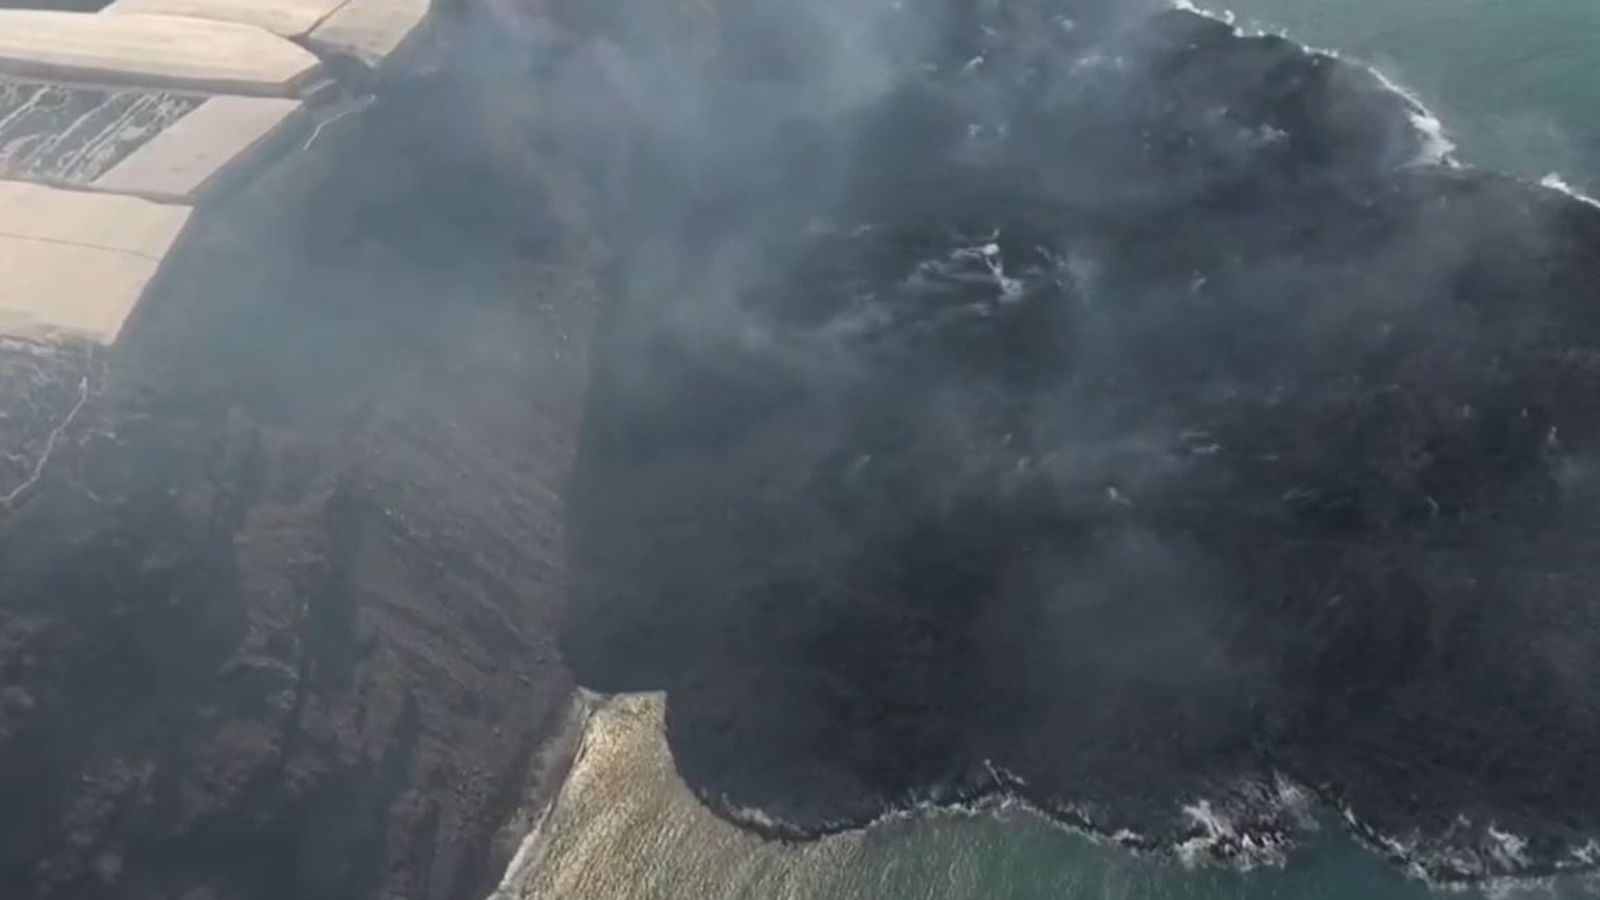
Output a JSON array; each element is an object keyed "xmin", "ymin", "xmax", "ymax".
[
  {"xmin": 564, "ymin": 0, "xmax": 1600, "ymax": 881},
  {"xmin": 0, "ymin": 26, "xmax": 596, "ymax": 900}
]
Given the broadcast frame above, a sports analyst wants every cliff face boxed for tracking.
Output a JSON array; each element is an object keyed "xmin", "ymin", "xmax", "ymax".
[{"xmin": 0, "ymin": 28, "xmax": 595, "ymax": 900}]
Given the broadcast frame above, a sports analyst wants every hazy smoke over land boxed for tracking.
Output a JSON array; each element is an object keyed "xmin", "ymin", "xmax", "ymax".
[
  {"xmin": 3, "ymin": 1, "xmax": 1594, "ymax": 897},
  {"xmin": 540, "ymin": 0, "xmax": 1600, "ymax": 883}
]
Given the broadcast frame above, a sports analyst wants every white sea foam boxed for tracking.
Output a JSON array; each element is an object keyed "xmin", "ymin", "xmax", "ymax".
[
  {"xmin": 1171, "ymin": 797, "xmax": 1291, "ymax": 870},
  {"xmin": 1176, "ymin": 800, "xmax": 1237, "ymax": 865},
  {"xmin": 1486, "ymin": 824, "xmax": 1532, "ymax": 869},
  {"xmin": 1169, "ymin": 1, "xmax": 1458, "ymax": 167},
  {"xmin": 720, "ymin": 799, "xmax": 786, "ymax": 832},
  {"xmin": 1336, "ymin": 804, "xmax": 1600, "ymax": 892},
  {"xmin": 1170, "ymin": 0, "xmax": 1233, "ymax": 25},
  {"xmin": 1271, "ymin": 772, "xmax": 1318, "ymax": 830},
  {"xmin": 1365, "ymin": 67, "xmax": 1459, "ymax": 166},
  {"xmin": 1541, "ymin": 173, "xmax": 1600, "ymax": 209}
]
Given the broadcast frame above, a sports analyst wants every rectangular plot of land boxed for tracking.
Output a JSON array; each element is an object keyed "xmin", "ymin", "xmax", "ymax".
[
  {"xmin": 101, "ymin": 0, "xmax": 350, "ymax": 39},
  {"xmin": 308, "ymin": 0, "xmax": 429, "ymax": 69},
  {"xmin": 0, "ymin": 180, "xmax": 191, "ymax": 344},
  {"xmin": 0, "ymin": 79, "xmax": 202, "ymax": 186},
  {"xmin": 93, "ymin": 95, "xmax": 303, "ymax": 202},
  {"xmin": 0, "ymin": 11, "xmax": 323, "ymax": 96}
]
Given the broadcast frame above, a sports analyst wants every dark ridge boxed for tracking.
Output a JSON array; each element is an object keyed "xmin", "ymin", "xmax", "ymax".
[
  {"xmin": 564, "ymin": 0, "xmax": 1600, "ymax": 881},
  {"xmin": 0, "ymin": 17, "xmax": 593, "ymax": 900}
]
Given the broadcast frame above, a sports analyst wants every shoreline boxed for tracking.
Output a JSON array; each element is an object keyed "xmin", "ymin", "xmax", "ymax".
[
  {"xmin": 485, "ymin": 689, "xmax": 609, "ymax": 900},
  {"xmin": 468, "ymin": 691, "xmax": 1600, "ymax": 900},
  {"xmin": 505, "ymin": 690, "xmax": 1600, "ymax": 894}
]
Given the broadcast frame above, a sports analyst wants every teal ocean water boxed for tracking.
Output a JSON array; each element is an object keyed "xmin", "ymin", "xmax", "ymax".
[
  {"xmin": 498, "ymin": 5, "xmax": 1600, "ymax": 899},
  {"xmin": 496, "ymin": 696, "xmax": 1595, "ymax": 900},
  {"xmin": 1218, "ymin": 0, "xmax": 1600, "ymax": 190}
]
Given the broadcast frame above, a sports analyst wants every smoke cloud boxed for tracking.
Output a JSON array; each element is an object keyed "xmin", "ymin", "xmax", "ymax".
[{"xmin": 524, "ymin": 0, "xmax": 1600, "ymax": 884}]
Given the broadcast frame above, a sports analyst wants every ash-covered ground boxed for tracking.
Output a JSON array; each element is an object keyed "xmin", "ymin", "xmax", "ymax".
[{"xmin": 563, "ymin": 0, "xmax": 1600, "ymax": 883}]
